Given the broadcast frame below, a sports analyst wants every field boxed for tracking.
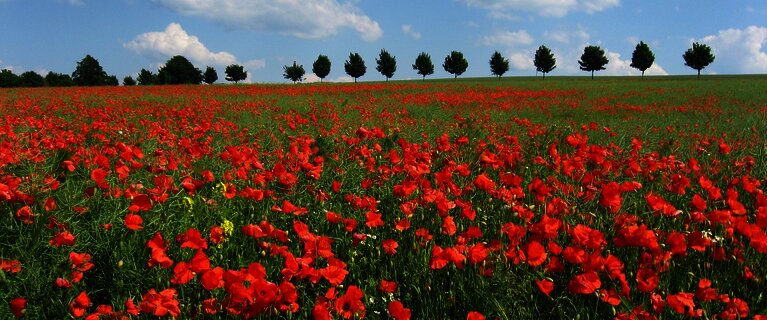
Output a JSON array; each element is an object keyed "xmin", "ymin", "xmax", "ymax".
[{"xmin": 2, "ymin": 75, "xmax": 767, "ymax": 319}]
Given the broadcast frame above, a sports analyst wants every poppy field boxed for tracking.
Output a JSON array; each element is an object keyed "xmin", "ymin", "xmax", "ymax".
[{"xmin": 2, "ymin": 76, "xmax": 767, "ymax": 319}]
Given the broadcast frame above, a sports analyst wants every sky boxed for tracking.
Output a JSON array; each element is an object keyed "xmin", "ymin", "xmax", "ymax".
[{"xmin": 1, "ymin": 0, "xmax": 766, "ymax": 83}]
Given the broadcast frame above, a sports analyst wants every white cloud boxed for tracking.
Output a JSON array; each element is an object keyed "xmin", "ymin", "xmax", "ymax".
[
  {"xmin": 544, "ymin": 28, "xmax": 590, "ymax": 44},
  {"xmin": 56, "ymin": 0, "xmax": 84, "ymax": 6},
  {"xmin": 481, "ymin": 30, "xmax": 533, "ymax": 47},
  {"xmin": 125, "ymin": 23, "xmax": 237, "ymax": 66},
  {"xmin": 304, "ymin": 73, "xmax": 322, "ymax": 83},
  {"xmin": 401, "ymin": 25, "xmax": 422, "ymax": 40},
  {"xmin": 153, "ymin": 0, "xmax": 382, "ymax": 41},
  {"xmin": 509, "ymin": 52, "xmax": 534, "ymax": 70},
  {"xmin": 697, "ymin": 25, "xmax": 767, "ymax": 74},
  {"xmin": 463, "ymin": 0, "xmax": 620, "ymax": 17},
  {"xmin": 125, "ymin": 23, "xmax": 264, "ymax": 71},
  {"xmin": 603, "ymin": 51, "xmax": 667, "ymax": 76}
]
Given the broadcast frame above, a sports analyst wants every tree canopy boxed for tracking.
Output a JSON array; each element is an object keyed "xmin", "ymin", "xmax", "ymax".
[
  {"xmin": 0, "ymin": 69, "xmax": 21, "ymax": 88},
  {"xmin": 203, "ymin": 66, "xmax": 218, "ymax": 85},
  {"xmin": 157, "ymin": 56, "xmax": 202, "ymax": 85},
  {"xmin": 312, "ymin": 55, "xmax": 331, "ymax": 82},
  {"xmin": 45, "ymin": 72, "xmax": 73, "ymax": 87},
  {"xmin": 578, "ymin": 45, "xmax": 609, "ymax": 79},
  {"xmin": 72, "ymin": 54, "xmax": 110, "ymax": 86},
  {"xmin": 534, "ymin": 45, "xmax": 556, "ymax": 79},
  {"xmin": 123, "ymin": 76, "xmax": 136, "ymax": 86},
  {"xmin": 412, "ymin": 52, "xmax": 435, "ymax": 80},
  {"xmin": 20, "ymin": 71, "xmax": 45, "ymax": 87},
  {"xmin": 683, "ymin": 42, "xmax": 715, "ymax": 79},
  {"xmin": 489, "ymin": 51, "xmax": 509, "ymax": 79},
  {"xmin": 375, "ymin": 49, "xmax": 397, "ymax": 81},
  {"xmin": 443, "ymin": 51, "xmax": 468, "ymax": 79},
  {"xmin": 137, "ymin": 69, "xmax": 156, "ymax": 86},
  {"xmin": 225, "ymin": 64, "xmax": 247, "ymax": 83},
  {"xmin": 630, "ymin": 41, "xmax": 655, "ymax": 79},
  {"xmin": 344, "ymin": 52, "xmax": 366, "ymax": 83},
  {"xmin": 283, "ymin": 61, "xmax": 306, "ymax": 83}
]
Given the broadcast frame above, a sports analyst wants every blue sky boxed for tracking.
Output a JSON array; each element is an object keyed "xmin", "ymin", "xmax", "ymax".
[{"xmin": 1, "ymin": 0, "xmax": 766, "ymax": 83}]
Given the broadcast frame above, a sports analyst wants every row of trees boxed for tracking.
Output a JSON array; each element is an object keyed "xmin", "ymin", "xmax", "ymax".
[{"xmin": 0, "ymin": 42, "xmax": 716, "ymax": 88}]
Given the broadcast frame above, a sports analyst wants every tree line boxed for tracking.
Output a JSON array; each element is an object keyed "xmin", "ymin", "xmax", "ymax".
[{"xmin": 0, "ymin": 42, "xmax": 716, "ymax": 88}]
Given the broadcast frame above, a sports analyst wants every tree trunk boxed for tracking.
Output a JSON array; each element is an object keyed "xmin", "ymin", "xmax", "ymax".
[
  {"xmin": 697, "ymin": 70, "xmax": 701, "ymax": 80},
  {"xmin": 591, "ymin": 70, "xmax": 594, "ymax": 79},
  {"xmin": 354, "ymin": 78, "xmax": 357, "ymax": 83},
  {"xmin": 641, "ymin": 71, "xmax": 645, "ymax": 79},
  {"xmin": 422, "ymin": 75, "xmax": 425, "ymax": 81},
  {"xmin": 543, "ymin": 72, "xmax": 546, "ymax": 80}
]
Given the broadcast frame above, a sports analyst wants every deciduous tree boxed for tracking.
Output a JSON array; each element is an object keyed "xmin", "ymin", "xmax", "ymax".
[
  {"xmin": 534, "ymin": 45, "xmax": 556, "ymax": 79},
  {"xmin": 683, "ymin": 42, "xmax": 715, "ymax": 80},
  {"xmin": 0, "ymin": 69, "xmax": 21, "ymax": 87},
  {"xmin": 203, "ymin": 66, "xmax": 218, "ymax": 84},
  {"xmin": 157, "ymin": 55, "xmax": 202, "ymax": 84},
  {"xmin": 630, "ymin": 41, "xmax": 655, "ymax": 79},
  {"xmin": 344, "ymin": 52, "xmax": 366, "ymax": 83},
  {"xmin": 225, "ymin": 64, "xmax": 247, "ymax": 83},
  {"xmin": 443, "ymin": 51, "xmax": 468, "ymax": 79},
  {"xmin": 20, "ymin": 71, "xmax": 45, "ymax": 87},
  {"xmin": 376, "ymin": 49, "xmax": 397, "ymax": 81},
  {"xmin": 123, "ymin": 76, "xmax": 137, "ymax": 86},
  {"xmin": 412, "ymin": 52, "xmax": 434, "ymax": 80},
  {"xmin": 137, "ymin": 69, "xmax": 156, "ymax": 85},
  {"xmin": 578, "ymin": 45, "xmax": 609, "ymax": 79},
  {"xmin": 45, "ymin": 72, "xmax": 73, "ymax": 87},
  {"xmin": 312, "ymin": 54, "xmax": 331, "ymax": 82},
  {"xmin": 283, "ymin": 61, "xmax": 306, "ymax": 83},
  {"xmin": 72, "ymin": 54, "xmax": 109, "ymax": 86},
  {"xmin": 489, "ymin": 51, "xmax": 509, "ymax": 79}
]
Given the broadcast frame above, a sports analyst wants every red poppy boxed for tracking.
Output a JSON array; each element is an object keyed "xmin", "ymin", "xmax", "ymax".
[
  {"xmin": 140, "ymin": 288, "xmax": 181, "ymax": 317},
  {"xmin": 170, "ymin": 262, "xmax": 194, "ymax": 285},
  {"xmin": 334, "ymin": 285, "xmax": 365, "ymax": 319},
  {"xmin": 50, "ymin": 231, "xmax": 76, "ymax": 248},
  {"xmin": 536, "ymin": 279, "xmax": 554, "ymax": 296},
  {"xmin": 322, "ymin": 260, "xmax": 349, "ymax": 286},
  {"xmin": 189, "ymin": 249, "xmax": 211, "ymax": 273},
  {"xmin": 567, "ymin": 271, "xmax": 601, "ymax": 295},
  {"xmin": 666, "ymin": 292, "xmax": 697, "ymax": 316},
  {"xmin": 636, "ymin": 267, "xmax": 659, "ymax": 293},
  {"xmin": 599, "ymin": 182, "xmax": 623, "ymax": 213},
  {"xmin": 123, "ymin": 213, "xmax": 143, "ymax": 230},
  {"xmin": 468, "ymin": 243, "xmax": 488, "ymax": 265},
  {"xmin": 177, "ymin": 228, "xmax": 208, "ymax": 250},
  {"xmin": 10, "ymin": 297, "xmax": 26, "ymax": 318},
  {"xmin": 388, "ymin": 301, "xmax": 411, "ymax": 320},
  {"xmin": 382, "ymin": 239, "xmax": 398, "ymax": 255},
  {"xmin": 69, "ymin": 291, "xmax": 91, "ymax": 317},
  {"xmin": 467, "ymin": 311, "xmax": 486, "ymax": 320},
  {"xmin": 325, "ymin": 211, "xmax": 343, "ymax": 224},
  {"xmin": 44, "ymin": 197, "xmax": 57, "ymax": 212},
  {"xmin": 0, "ymin": 259, "xmax": 21, "ymax": 273},
  {"xmin": 365, "ymin": 211, "xmax": 384, "ymax": 228},
  {"xmin": 200, "ymin": 267, "xmax": 224, "ymax": 291},
  {"xmin": 524, "ymin": 240, "xmax": 547, "ymax": 267},
  {"xmin": 441, "ymin": 215, "xmax": 457, "ymax": 236},
  {"xmin": 128, "ymin": 194, "xmax": 152, "ymax": 213},
  {"xmin": 15, "ymin": 206, "xmax": 36, "ymax": 224},
  {"xmin": 378, "ymin": 280, "xmax": 397, "ymax": 293},
  {"xmin": 474, "ymin": 174, "xmax": 495, "ymax": 193}
]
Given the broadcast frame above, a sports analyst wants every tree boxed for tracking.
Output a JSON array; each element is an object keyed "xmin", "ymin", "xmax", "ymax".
[
  {"xmin": 283, "ymin": 61, "xmax": 306, "ymax": 83},
  {"xmin": 203, "ymin": 66, "xmax": 218, "ymax": 84},
  {"xmin": 137, "ymin": 69, "xmax": 156, "ymax": 85},
  {"xmin": 123, "ymin": 76, "xmax": 137, "ymax": 86},
  {"xmin": 20, "ymin": 71, "xmax": 45, "ymax": 87},
  {"xmin": 157, "ymin": 56, "xmax": 202, "ymax": 85},
  {"xmin": 106, "ymin": 75, "xmax": 119, "ymax": 86},
  {"xmin": 0, "ymin": 69, "xmax": 21, "ymax": 87},
  {"xmin": 45, "ymin": 72, "xmax": 73, "ymax": 87},
  {"xmin": 375, "ymin": 49, "xmax": 397, "ymax": 81},
  {"xmin": 443, "ymin": 51, "xmax": 469, "ymax": 79},
  {"xmin": 72, "ymin": 54, "xmax": 109, "ymax": 86},
  {"xmin": 489, "ymin": 51, "xmax": 509, "ymax": 79},
  {"xmin": 534, "ymin": 45, "xmax": 557, "ymax": 79},
  {"xmin": 412, "ymin": 52, "xmax": 435, "ymax": 80},
  {"xmin": 225, "ymin": 64, "xmax": 247, "ymax": 83},
  {"xmin": 578, "ymin": 45, "xmax": 609, "ymax": 79},
  {"xmin": 312, "ymin": 55, "xmax": 331, "ymax": 82},
  {"xmin": 344, "ymin": 52, "xmax": 366, "ymax": 83},
  {"xmin": 630, "ymin": 41, "xmax": 655, "ymax": 79},
  {"xmin": 683, "ymin": 42, "xmax": 715, "ymax": 80}
]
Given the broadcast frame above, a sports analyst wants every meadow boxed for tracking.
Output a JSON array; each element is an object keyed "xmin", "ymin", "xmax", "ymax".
[{"xmin": 2, "ymin": 75, "xmax": 767, "ymax": 319}]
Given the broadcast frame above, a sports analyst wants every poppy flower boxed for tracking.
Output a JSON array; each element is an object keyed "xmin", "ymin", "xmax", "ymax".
[
  {"xmin": 177, "ymin": 228, "xmax": 208, "ymax": 250},
  {"xmin": 0, "ymin": 259, "xmax": 21, "ymax": 273},
  {"xmin": 123, "ymin": 213, "xmax": 143, "ymax": 230},
  {"xmin": 334, "ymin": 285, "xmax": 365, "ymax": 319},
  {"xmin": 15, "ymin": 206, "xmax": 36, "ymax": 224},
  {"xmin": 378, "ymin": 280, "xmax": 397, "ymax": 293},
  {"xmin": 10, "ymin": 297, "xmax": 26, "ymax": 318},
  {"xmin": 567, "ymin": 271, "xmax": 601, "ymax": 295},
  {"xmin": 170, "ymin": 262, "xmax": 194, "ymax": 285},
  {"xmin": 636, "ymin": 267, "xmax": 659, "ymax": 293},
  {"xmin": 524, "ymin": 241, "xmax": 547, "ymax": 267},
  {"xmin": 467, "ymin": 311, "xmax": 486, "ymax": 320},
  {"xmin": 365, "ymin": 211, "xmax": 384, "ymax": 228},
  {"xmin": 536, "ymin": 279, "xmax": 554, "ymax": 296},
  {"xmin": 382, "ymin": 239, "xmax": 398, "ymax": 255},
  {"xmin": 128, "ymin": 194, "xmax": 152, "ymax": 213},
  {"xmin": 666, "ymin": 292, "xmax": 697, "ymax": 316},
  {"xmin": 50, "ymin": 231, "xmax": 76, "ymax": 248},
  {"xmin": 69, "ymin": 291, "xmax": 91, "ymax": 317},
  {"xmin": 199, "ymin": 267, "xmax": 224, "ymax": 291},
  {"xmin": 388, "ymin": 301, "xmax": 411, "ymax": 320},
  {"xmin": 140, "ymin": 288, "xmax": 181, "ymax": 317}
]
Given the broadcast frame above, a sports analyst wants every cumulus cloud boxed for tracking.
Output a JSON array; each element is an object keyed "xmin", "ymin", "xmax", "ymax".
[
  {"xmin": 481, "ymin": 30, "xmax": 533, "ymax": 46},
  {"xmin": 401, "ymin": 25, "xmax": 422, "ymax": 40},
  {"xmin": 153, "ymin": 0, "xmax": 382, "ymax": 41},
  {"xmin": 463, "ymin": 0, "xmax": 620, "ymax": 17},
  {"xmin": 509, "ymin": 52, "xmax": 534, "ymax": 70},
  {"xmin": 125, "ymin": 23, "xmax": 264, "ymax": 70},
  {"xmin": 697, "ymin": 25, "xmax": 767, "ymax": 74}
]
